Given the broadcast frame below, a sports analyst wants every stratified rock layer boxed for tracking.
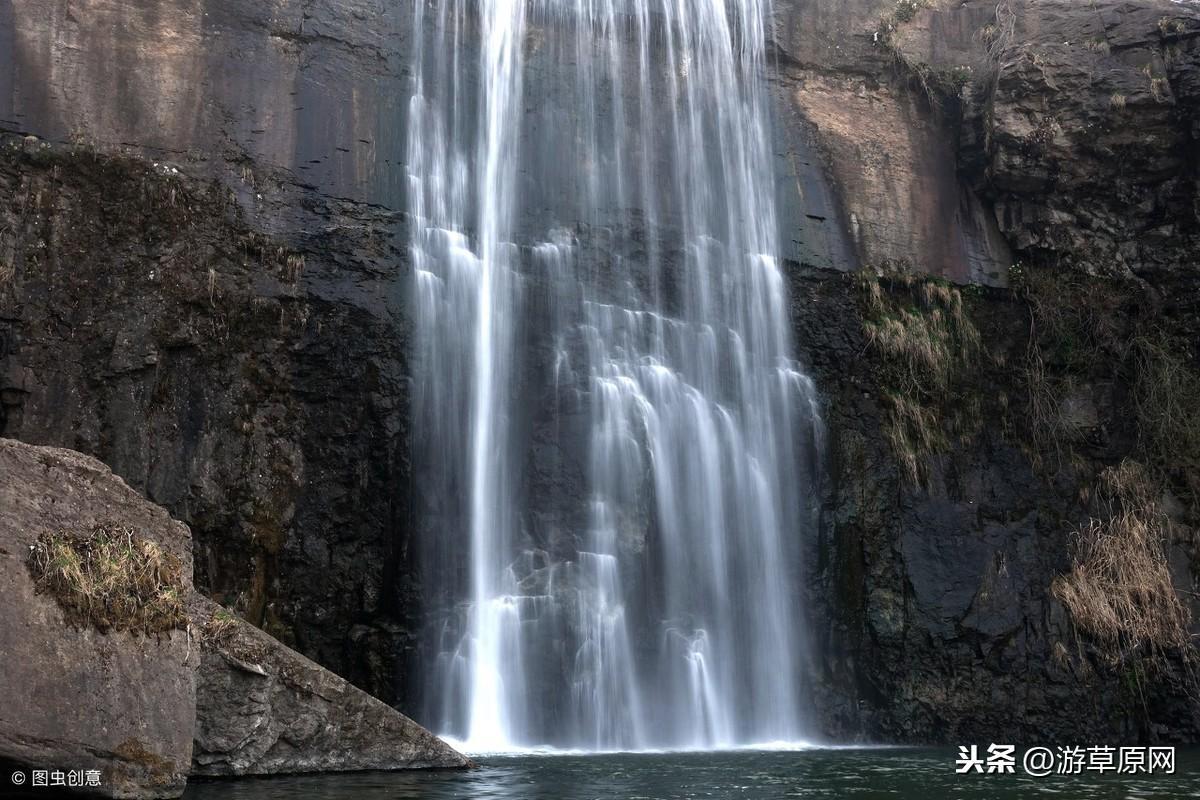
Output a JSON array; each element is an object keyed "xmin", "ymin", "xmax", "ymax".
[
  {"xmin": 0, "ymin": 438, "xmax": 195, "ymax": 799},
  {"xmin": 772, "ymin": 0, "xmax": 1199, "ymax": 281}
]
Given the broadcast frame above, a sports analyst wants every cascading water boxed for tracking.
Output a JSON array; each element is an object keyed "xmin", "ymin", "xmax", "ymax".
[{"xmin": 408, "ymin": 0, "xmax": 824, "ymax": 752}]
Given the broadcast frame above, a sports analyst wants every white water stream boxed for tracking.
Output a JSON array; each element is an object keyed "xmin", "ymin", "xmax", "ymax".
[{"xmin": 408, "ymin": 0, "xmax": 823, "ymax": 752}]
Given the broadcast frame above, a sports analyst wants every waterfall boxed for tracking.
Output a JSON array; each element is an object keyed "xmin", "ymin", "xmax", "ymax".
[{"xmin": 408, "ymin": 0, "xmax": 824, "ymax": 752}]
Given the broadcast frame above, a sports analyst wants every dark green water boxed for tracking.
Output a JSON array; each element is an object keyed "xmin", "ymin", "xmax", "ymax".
[{"xmin": 183, "ymin": 748, "xmax": 1200, "ymax": 799}]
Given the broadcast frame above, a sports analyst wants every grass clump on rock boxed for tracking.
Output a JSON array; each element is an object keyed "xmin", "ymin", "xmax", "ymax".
[
  {"xmin": 200, "ymin": 607, "xmax": 239, "ymax": 647},
  {"xmin": 27, "ymin": 526, "xmax": 187, "ymax": 635},
  {"xmin": 856, "ymin": 265, "xmax": 981, "ymax": 485},
  {"xmin": 1053, "ymin": 461, "xmax": 1192, "ymax": 660}
]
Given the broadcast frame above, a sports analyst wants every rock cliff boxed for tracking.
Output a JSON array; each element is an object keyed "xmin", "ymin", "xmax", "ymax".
[{"xmin": 192, "ymin": 597, "xmax": 471, "ymax": 776}]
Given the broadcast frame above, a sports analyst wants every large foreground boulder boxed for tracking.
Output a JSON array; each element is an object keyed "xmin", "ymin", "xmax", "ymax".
[
  {"xmin": 0, "ymin": 439, "xmax": 195, "ymax": 799},
  {"xmin": 0, "ymin": 438, "xmax": 469, "ymax": 798},
  {"xmin": 191, "ymin": 599, "xmax": 471, "ymax": 775}
]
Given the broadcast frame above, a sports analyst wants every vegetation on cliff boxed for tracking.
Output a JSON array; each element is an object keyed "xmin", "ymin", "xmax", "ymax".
[
  {"xmin": 855, "ymin": 265, "xmax": 981, "ymax": 485},
  {"xmin": 27, "ymin": 526, "xmax": 188, "ymax": 634},
  {"xmin": 1053, "ymin": 461, "xmax": 1192, "ymax": 660},
  {"xmin": 855, "ymin": 258, "xmax": 1199, "ymax": 684}
]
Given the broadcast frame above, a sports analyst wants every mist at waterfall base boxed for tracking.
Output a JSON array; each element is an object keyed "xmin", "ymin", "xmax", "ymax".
[{"xmin": 407, "ymin": 0, "xmax": 823, "ymax": 753}]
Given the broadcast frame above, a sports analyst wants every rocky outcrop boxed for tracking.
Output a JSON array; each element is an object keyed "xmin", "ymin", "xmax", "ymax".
[
  {"xmin": 770, "ymin": 0, "xmax": 1200, "ymax": 282},
  {"xmin": 2, "ymin": 0, "xmax": 421, "ymax": 705},
  {"xmin": 0, "ymin": 128, "xmax": 416, "ymax": 704},
  {"xmin": 0, "ymin": 438, "xmax": 195, "ymax": 799},
  {"xmin": 770, "ymin": 0, "xmax": 1015, "ymax": 284},
  {"xmin": 892, "ymin": 0, "xmax": 1200, "ymax": 278},
  {"xmin": 773, "ymin": 0, "xmax": 1200, "ymax": 744},
  {"xmin": 191, "ymin": 599, "xmax": 471, "ymax": 776},
  {"xmin": 0, "ymin": 437, "xmax": 468, "ymax": 795}
]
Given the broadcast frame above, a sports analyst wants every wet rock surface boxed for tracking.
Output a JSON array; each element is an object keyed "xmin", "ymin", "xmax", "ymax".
[
  {"xmin": 789, "ymin": 265, "xmax": 1200, "ymax": 744},
  {"xmin": 0, "ymin": 133, "xmax": 416, "ymax": 705}
]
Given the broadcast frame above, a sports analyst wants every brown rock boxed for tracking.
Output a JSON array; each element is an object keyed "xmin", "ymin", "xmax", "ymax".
[
  {"xmin": 771, "ymin": 0, "xmax": 1014, "ymax": 284},
  {"xmin": 0, "ymin": 438, "xmax": 194, "ymax": 799}
]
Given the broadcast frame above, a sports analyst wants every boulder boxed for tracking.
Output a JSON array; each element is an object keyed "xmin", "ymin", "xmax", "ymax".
[
  {"xmin": 0, "ymin": 438, "xmax": 195, "ymax": 799},
  {"xmin": 190, "ymin": 598, "xmax": 471, "ymax": 776},
  {"xmin": 0, "ymin": 437, "xmax": 469, "ymax": 798}
]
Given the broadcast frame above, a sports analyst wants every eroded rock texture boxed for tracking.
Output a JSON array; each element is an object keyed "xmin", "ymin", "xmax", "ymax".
[
  {"xmin": 792, "ymin": 269, "xmax": 1200, "ymax": 744},
  {"xmin": 0, "ymin": 132, "xmax": 415, "ymax": 702},
  {"xmin": 0, "ymin": 436, "xmax": 468, "ymax": 796},
  {"xmin": 773, "ymin": 0, "xmax": 1200, "ymax": 744},
  {"xmin": 191, "ymin": 598, "xmax": 471, "ymax": 776},
  {"xmin": 771, "ymin": 0, "xmax": 1015, "ymax": 284},
  {"xmin": 771, "ymin": 0, "xmax": 1200, "ymax": 282},
  {"xmin": 0, "ymin": 438, "xmax": 195, "ymax": 799},
  {"xmin": 2, "ymin": 0, "xmax": 422, "ymax": 702}
]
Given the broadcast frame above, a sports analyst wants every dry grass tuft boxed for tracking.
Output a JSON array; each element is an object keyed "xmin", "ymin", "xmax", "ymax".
[
  {"xmin": 861, "ymin": 272, "xmax": 979, "ymax": 398},
  {"xmin": 883, "ymin": 392, "xmax": 947, "ymax": 486},
  {"xmin": 857, "ymin": 266, "xmax": 980, "ymax": 484},
  {"xmin": 27, "ymin": 526, "xmax": 187, "ymax": 635},
  {"xmin": 1053, "ymin": 461, "xmax": 1192, "ymax": 660},
  {"xmin": 201, "ymin": 607, "xmax": 239, "ymax": 646},
  {"xmin": 1150, "ymin": 76, "xmax": 1170, "ymax": 103}
]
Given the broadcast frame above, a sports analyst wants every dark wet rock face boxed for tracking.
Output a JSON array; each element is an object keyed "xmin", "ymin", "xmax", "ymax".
[
  {"xmin": 0, "ymin": 136, "xmax": 416, "ymax": 704},
  {"xmin": 0, "ymin": 439, "xmax": 195, "ymax": 799},
  {"xmin": 781, "ymin": 0, "xmax": 1200, "ymax": 743},
  {"xmin": 791, "ymin": 268, "xmax": 1200, "ymax": 745},
  {"xmin": 3, "ymin": 1, "xmax": 423, "ymax": 710}
]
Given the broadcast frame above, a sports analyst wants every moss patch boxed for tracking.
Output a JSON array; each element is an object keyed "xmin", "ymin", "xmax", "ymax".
[
  {"xmin": 113, "ymin": 737, "xmax": 178, "ymax": 786},
  {"xmin": 27, "ymin": 526, "xmax": 187, "ymax": 634}
]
